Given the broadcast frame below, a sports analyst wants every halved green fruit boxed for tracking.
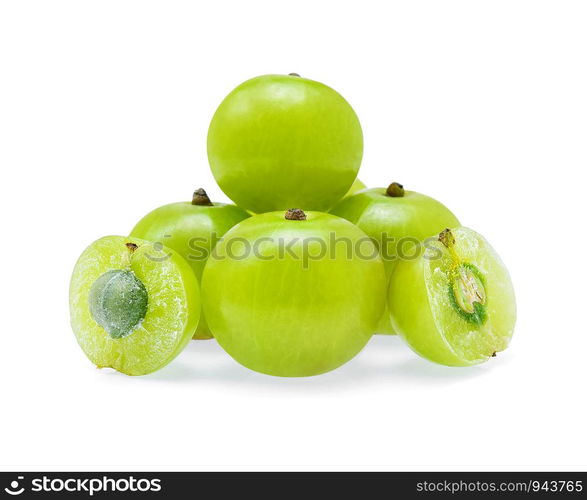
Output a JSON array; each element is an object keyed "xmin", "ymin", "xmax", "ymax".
[
  {"xmin": 130, "ymin": 188, "xmax": 250, "ymax": 339},
  {"xmin": 388, "ymin": 227, "xmax": 516, "ymax": 366},
  {"xmin": 331, "ymin": 183, "xmax": 460, "ymax": 334},
  {"xmin": 69, "ymin": 236, "xmax": 200, "ymax": 375}
]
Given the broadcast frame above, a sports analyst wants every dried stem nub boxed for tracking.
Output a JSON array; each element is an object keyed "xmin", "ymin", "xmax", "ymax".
[
  {"xmin": 192, "ymin": 188, "xmax": 213, "ymax": 206},
  {"xmin": 125, "ymin": 242, "xmax": 138, "ymax": 253},
  {"xmin": 438, "ymin": 228, "xmax": 456, "ymax": 249},
  {"xmin": 285, "ymin": 208, "xmax": 307, "ymax": 221},
  {"xmin": 386, "ymin": 182, "xmax": 405, "ymax": 197}
]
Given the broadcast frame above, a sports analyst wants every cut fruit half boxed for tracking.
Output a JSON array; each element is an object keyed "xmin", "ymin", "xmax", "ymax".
[
  {"xmin": 388, "ymin": 227, "xmax": 516, "ymax": 366},
  {"xmin": 69, "ymin": 236, "xmax": 200, "ymax": 375}
]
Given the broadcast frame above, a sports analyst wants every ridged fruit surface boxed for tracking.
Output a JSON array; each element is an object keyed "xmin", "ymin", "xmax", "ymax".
[
  {"xmin": 207, "ymin": 74, "xmax": 363, "ymax": 213},
  {"xmin": 131, "ymin": 195, "xmax": 249, "ymax": 339},
  {"xmin": 331, "ymin": 186, "xmax": 459, "ymax": 334},
  {"xmin": 202, "ymin": 211, "xmax": 386, "ymax": 377}
]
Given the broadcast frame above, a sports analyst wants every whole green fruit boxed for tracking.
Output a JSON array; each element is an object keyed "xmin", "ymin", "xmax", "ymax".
[
  {"xmin": 331, "ymin": 182, "xmax": 460, "ymax": 333},
  {"xmin": 202, "ymin": 209, "xmax": 386, "ymax": 377},
  {"xmin": 130, "ymin": 188, "xmax": 250, "ymax": 339},
  {"xmin": 207, "ymin": 74, "xmax": 363, "ymax": 213}
]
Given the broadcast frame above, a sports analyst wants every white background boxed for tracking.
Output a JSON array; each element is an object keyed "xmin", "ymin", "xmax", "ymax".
[{"xmin": 1, "ymin": 1, "xmax": 585, "ymax": 472}]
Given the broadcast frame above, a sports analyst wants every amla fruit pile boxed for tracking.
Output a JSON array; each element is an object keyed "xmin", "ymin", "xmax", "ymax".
[{"xmin": 70, "ymin": 74, "xmax": 516, "ymax": 377}]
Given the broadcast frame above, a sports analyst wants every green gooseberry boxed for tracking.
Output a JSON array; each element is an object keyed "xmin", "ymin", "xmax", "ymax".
[
  {"xmin": 207, "ymin": 74, "xmax": 363, "ymax": 213},
  {"xmin": 331, "ymin": 182, "xmax": 460, "ymax": 334},
  {"xmin": 130, "ymin": 188, "xmax": 250, "ymax": 339},
  {"xmin": 202, "ymin": 209, "xmax": 386, "ymax": 377}
]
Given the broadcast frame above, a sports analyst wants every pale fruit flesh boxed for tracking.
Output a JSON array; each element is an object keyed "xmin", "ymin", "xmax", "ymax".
[
  {"xmin": 69, "ymin": 236, "xmax": 200, "ymax": 375},
  {"xmin": 388, "ymin": 227, "xmax": 516, "ymax": 366}
]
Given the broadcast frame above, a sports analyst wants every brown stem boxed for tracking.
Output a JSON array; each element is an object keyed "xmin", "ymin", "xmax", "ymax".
[
  {"xmin": 288, "ymin": 72, "xmax": 301, "ymax": 77},
  {"xmin": 125, "ymin": 242, "xmax": 138, "ymax": 253},
  {"xmin": 386, "ymin": 182, "xmax": 405, "ymax": 197},
  {"xmin": 285, "ymin": 208, "xmax": 306, "ymax": 221},
  {"xmin": 438, "ymin": 228, "xmax": 456, "ymax": 249},
  {"xmin": 192, "ymin": 188, "xmax": 213, "ymax": 206}
]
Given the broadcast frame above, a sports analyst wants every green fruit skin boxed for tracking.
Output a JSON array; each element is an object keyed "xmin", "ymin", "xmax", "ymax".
[
  {"xmin": 331, "ymin": 188, "xmax": 460, "ymax": 334},
  {"xmin": 69, "ymin": 236, "xmax": 200, "ymax": 375},
  {"xmin": 202, "ymin": 212, "xmax": 386, "ymax": 377},
  {"xmin": 207, "ymin": 74, "xmax": 363, "ymax": 213},
  {"xmin": 389, "ymin": 255, "xmax": 468, "ymax": 366},
  {"xmin": 344, "ymin": 178, "xmax": 366, "ymax": 198},
  {"xmin": 130, "ymin": 202, "xmax": 250, "ymax": 339},
  {"xmin": 388, "ymin": 227, "xmax": 516, "ymax": 366}
]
